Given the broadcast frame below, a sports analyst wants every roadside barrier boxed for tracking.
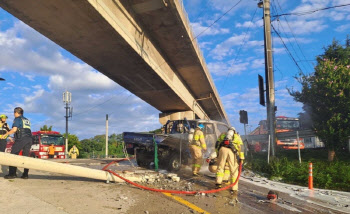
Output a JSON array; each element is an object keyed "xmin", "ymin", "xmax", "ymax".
[
  {"xmin": 102, "ymin": 160, "xmax": 242, "ymax": 195},
  {"xmin": 309, "ymin": 162, "xmax": 313, "ymax": 189}
]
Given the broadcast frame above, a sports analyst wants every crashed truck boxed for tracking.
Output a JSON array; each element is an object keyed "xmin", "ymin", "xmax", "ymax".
[{"xmin": 123, "ymin": 111, "xmax": 229, "ymax": 171}]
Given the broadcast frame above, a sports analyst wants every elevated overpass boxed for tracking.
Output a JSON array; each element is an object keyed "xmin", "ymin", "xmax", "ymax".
[{"xmin": 0, "ymin": 0, "xmax": 229, "ymax": 124}]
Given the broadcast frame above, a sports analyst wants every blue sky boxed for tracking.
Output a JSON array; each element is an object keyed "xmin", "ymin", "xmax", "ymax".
[{"xmin": 1, "ymin": 0, "xmax": 350, "ymax": 139}]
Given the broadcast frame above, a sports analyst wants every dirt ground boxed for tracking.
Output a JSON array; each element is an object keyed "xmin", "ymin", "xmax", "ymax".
[{"xmin": 0, "ymin": 159, "xmax": 347, "ymax": 214}]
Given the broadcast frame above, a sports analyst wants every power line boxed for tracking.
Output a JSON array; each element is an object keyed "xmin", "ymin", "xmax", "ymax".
[
  {"xmin": 193, "ymin": 0, "xmax": 243, "ymax": 39},
  {"xmin": 274, "ymin": 0, "xmax": 314, "ymax": 73},
  {"xmin": 218, "ymin": 7, "xmax": 258, "ymax": 94},
  {"xmin": 272, "ymin": 3, "xmax": 350, "ymax": 18},
  {"xmin": 73, "ymin": 89, "xmax": 127, "ymax": 117},
  {"xmin": 271, "ymin": 0, "xmax": 309, "ymax": 74},
  {"xmin": 271, "ymin": 24, "xmax": 304, "ymax": 75},
  {"xmin": 108, "ymin": 94, "xmax": 133, "ymax": 117}
]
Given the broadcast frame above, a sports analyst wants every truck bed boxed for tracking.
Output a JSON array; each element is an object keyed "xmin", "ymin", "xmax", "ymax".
[{"xmin": 123, "ymin": 132, "xmax": 188, "ymax": 155}]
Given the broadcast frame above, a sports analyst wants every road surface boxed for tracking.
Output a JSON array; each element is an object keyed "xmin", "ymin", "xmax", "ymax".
[{"xmin": 0, "ymin": 159, "xmax": 347, "ymax": 214}]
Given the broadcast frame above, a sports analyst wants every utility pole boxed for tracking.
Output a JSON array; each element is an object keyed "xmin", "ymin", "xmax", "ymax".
[
  {"xmin": 259, "ymin": 0, "xmax": 276, "ymax": 156},
  {"xmin": 105, "ymin": 114, "xmax": 108, "ymax": 158},
  {"xmin": 63, "ymin": 91, "xmax": 72, "ymax": 159}
]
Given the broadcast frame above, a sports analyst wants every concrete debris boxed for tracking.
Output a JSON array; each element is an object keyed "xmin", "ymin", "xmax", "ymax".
[
  {"xmin": 229, "ymin": 199, "xmax": 239, "ymax": 206},
  {"xmin": 120, "ymin": 196, "xmax": 128, "ymax": 200},
  {"xmin": 171, "ymin": 176, "xmax": 180, "ymax": 182},
  {"xmin": 167, "ymin": 173, "xmax": 177, "ymax": 179}
]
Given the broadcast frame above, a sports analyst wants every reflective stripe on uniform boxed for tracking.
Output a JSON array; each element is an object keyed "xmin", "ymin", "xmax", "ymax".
[
  {"xmin": 231, "ymin": 177, "xmax": 237, "ymax": 182},
  {"xmin": 216, "ymin": 172, "xmax": 224, "ymax": 177},
  {"xmin": 192, "ymin": 164, "xmax": 201, "ymax": 168},
  {"xmin": 239, "ymin": 152, "xmax": 245, "ymax": 159},
  {"xmin": 224, "ymin": 170, "xmax": 230, "ymax": 175}
]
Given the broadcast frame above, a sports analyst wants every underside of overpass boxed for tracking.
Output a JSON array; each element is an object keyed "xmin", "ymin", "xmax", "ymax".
[{"xmin": 0, "ymin": 0, "xmax": 230, "ymax": 125}]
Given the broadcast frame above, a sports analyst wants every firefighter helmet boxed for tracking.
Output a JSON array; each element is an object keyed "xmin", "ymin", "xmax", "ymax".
[
  {"xmin": 0, "ymin": 114, "xmax": 8, "ymax": 119},
  {"xmin": 197, "ymin": 124, "xmax": 204, "ymax": 130},
  {"xmin": 228, "ymin": 126, "xmax": 236, "ymax": 131}
]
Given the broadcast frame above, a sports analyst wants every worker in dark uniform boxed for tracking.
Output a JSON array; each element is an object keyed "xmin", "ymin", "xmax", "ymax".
[
  {"xmin": 0, "ymin": 114, "xmax": 11, "ymax": 152},
  {"xmin": 3, "ymin": 107, "xmax": 32, "ymax": 179}
]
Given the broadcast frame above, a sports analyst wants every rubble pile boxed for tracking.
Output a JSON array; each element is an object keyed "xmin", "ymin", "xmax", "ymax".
[{"xmin": 114, "ymin": 168, "xmax": 199, "ymax": 192}]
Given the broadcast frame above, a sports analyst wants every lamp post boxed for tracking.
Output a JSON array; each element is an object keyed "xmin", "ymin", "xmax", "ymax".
[{"xmin": 63, "ymin": 91, "xmax": 72, "ymax": 158}]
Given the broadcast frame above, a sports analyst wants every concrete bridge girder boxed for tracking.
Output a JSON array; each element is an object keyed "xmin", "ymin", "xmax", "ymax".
[{"xmin": 0, "ymin": 0, "xmax": 229, "ymax": 124}]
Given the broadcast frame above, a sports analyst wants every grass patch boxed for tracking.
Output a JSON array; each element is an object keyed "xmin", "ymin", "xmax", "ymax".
[{"xmin": 245, "ymin": 149, "xmax": 350, "ymax": 192}]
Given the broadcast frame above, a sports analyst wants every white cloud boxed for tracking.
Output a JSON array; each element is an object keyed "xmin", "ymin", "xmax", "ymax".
[
  {"xmin": 274, "ymin": 20, "xmax": 327, "ymax": 35},
  {"xmin": 251, "ymin": 59, "xmax": 265, "ymax": 69},
  {"xmin": 191, "ymin": 22, "xmax": 229, "ymax": 37},
  {"xmin": 273, "ymin": 47, "xmax": 286, "ymax": 54},
  {"xmin": 0, "ymin": 21, "xmax": 160, "ymax": 139},
  {"xmin": 335, "ymin": 23, "xmax": 350, "ymax": 32},
  {"xmin": 0, "ymin": 22, "xmax": 117, "ymax": 93},
  {"xmin": 210, "ymin": 34, "xmax": 249, "ymax": 60},
  {"xmin": 7, "ymin": 82, "xmax": 15, "ymax": 87},
  {"xmin": 235, "ymin": 19, "xmax": 263, "ymax": 28},
  {"xmin": 208, "ymin": 60, "xmax": 249, "ymax": 76}
]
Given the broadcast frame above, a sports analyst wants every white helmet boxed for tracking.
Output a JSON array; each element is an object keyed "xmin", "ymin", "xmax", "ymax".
[{"xmin": 228, "ymin": 127, "xmax": 236, "ymax": 131}]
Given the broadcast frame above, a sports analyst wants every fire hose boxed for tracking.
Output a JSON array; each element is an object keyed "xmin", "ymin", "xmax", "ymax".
[{"xmin": 102, "ymin": 159, "xmax": 242, "ymax": 195}]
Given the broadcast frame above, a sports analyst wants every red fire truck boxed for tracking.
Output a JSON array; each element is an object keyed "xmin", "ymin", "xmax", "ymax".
[
  {"xmin": 249, "ymin": 116, "xmax": 305, "ymax": 151},
  {"xmin": 6, "ymin": 131, "xmax": 66, "ymax": 159}
]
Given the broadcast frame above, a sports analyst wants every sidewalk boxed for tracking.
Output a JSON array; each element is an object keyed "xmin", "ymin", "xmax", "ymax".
[
  {"xmin": 0, "ymin": 178, "xmax": 68, "ymax": 214},
  {"xmin": 241, "ymin": 170, "xmax": 350, "ymax": 213}
]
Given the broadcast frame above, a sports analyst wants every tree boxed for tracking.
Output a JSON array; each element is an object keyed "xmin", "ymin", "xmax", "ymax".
[
  {"xmin": 64, "ymin": 133, "xmax": 82, "ymax": 153},
  {"xmin": 40, "ymin": 125, "xmax": 52, "ymax": 131},
  {"xmin": 289, "ymin": 38, "xmax": 350, "ymax": 161}
]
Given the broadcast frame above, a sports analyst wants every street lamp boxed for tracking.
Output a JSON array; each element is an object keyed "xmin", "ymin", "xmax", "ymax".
[{"xmin": 63, "ymin": 91, "xmax": 72, "ymax": 158}]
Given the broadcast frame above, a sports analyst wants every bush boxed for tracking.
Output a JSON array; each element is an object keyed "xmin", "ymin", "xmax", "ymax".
[{"xmin": 246, "ymin": 153, "xmax": 350, "ymax": 192}]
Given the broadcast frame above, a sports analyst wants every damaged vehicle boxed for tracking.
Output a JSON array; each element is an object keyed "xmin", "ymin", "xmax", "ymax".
[{"xmin": 123, "ymin": 111, "xmax": 229, "ymax": 171}]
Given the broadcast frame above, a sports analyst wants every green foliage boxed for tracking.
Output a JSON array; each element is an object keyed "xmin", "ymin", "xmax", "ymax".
[
  {"xmin": 63, "ymin": 133, "xmax": 82, "ymax": 152},
  {"xmin": 246, "ymin": 150, "xmax": 350, "ymax": 192},
  {"xmin": 40, "ymin": 125, "xmax": 52, "ymax": 131},
  {"xmin": 79, "ymin": 133, "xmax": 125, "ymax": 158},
  {"xmin": 149, "ymin": 128, "xmax": 163, "ymax": 134},
  {"xmin": 289, "ymin": 38, "xmax": 350, "ymax": 154}
]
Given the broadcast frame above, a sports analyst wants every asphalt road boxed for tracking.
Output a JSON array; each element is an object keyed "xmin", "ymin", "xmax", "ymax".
[{"xmin": 0, "ymin": 159, "xmax": 346, "ymax": 214}]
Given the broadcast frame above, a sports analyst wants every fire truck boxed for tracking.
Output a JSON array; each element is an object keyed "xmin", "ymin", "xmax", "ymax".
[
  {"xmin": 248, "ymin": 116, "xmax": 305, "ymax": 151},
  {"xmin": 6, "ymin": 131, "xmax": 66, "ymax": 159}
]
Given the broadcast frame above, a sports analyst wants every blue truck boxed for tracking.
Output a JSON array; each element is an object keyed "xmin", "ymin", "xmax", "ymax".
[{"xmin": 123, "ymin": 119, "xmax": 229, "ymax": 171}]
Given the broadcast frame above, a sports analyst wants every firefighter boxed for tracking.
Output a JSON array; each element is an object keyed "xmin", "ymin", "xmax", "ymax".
[
  {"xmin": 189, "ymin": 124, "xmax": 207, "ymax": 176},
  {"xmin": 0, "ymin": 114, "xmax": 11, "ymax": 152},
  {"xmin": 207, "ymin": 152, "xmax": 230, "ymax": 183},
  {"xmin": 215, "ymin": 127, "xmax": 244, "ymax": 201},
  {"xmin": 47, "ymin": 143, "xmax": 55, "ymax": 158},
  {"xmin": 69, "ymin": 145, "xmax": 79, "ymax": 159},
  {"xmin": 3, "ymin": 107, "xmax": 32, "ymax": 179}
]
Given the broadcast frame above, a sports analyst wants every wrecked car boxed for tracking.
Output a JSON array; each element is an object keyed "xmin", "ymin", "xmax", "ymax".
[{"xmin": 123, "ymin": 116, "xmax": 229, "ymax": 171}]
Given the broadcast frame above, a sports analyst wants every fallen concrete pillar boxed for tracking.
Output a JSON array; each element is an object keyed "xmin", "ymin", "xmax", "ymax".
[{"xmin": 0, "ymin": 152, "xmax": 141, "ymax": 183}]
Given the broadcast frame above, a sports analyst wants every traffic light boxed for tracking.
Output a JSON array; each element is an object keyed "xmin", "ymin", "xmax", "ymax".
[
  {"xmin": 239, "ymin": 110, "xmax": 248, "ymax": 124},
  {"xmin": 258, "ymin": 74, "xmax": 265, "ymax": 106}
]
